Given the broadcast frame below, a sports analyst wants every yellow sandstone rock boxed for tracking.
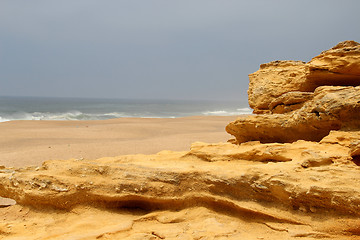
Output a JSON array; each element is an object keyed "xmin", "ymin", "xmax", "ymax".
[
  {"xmin": 227, "ymin": 86, "xmax": 360, "ymax": 143},
  {"xmin": 248, "ymin": 40, "xmax": 360, "ymax": 113}
]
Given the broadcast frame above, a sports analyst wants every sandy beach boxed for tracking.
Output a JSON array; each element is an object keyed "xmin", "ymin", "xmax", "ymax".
[{"xmin": 0, "ymin": 116, "xmax": 237, "ymax": 167}]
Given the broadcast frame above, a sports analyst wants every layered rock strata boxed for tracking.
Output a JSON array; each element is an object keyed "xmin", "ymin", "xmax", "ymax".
[
  {"xmin": 307, "ymin": 40, "xmax": 360, "ymax": 85},
  {"xmin": 248, "ymin": 60, "xmax": 309, "ymax": 113},
  {"xmin": 227, "ymin": 85, "xmax": 360, "ymax": 143},
  {"xmin": 248, "ymin": 40, "xmax": 360, "ymax": 114}
]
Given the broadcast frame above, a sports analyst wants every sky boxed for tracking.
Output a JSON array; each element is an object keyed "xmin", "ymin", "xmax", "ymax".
[{"xmin": 0, "ymin": 0, "xmax": 359, "ymax": 101}]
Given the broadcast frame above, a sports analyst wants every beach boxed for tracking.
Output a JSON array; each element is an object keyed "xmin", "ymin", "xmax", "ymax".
[
  {"xmin": 0, "ymin": 116, "xmax": 237, "ymax": 168},
  {"xmin": 1, "ymin": 40, "xmax": 360, "ymax": 239}
]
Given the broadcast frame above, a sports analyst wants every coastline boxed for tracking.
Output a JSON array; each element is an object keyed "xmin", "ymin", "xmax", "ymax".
[{"xmin": 0, "ymin": 115, "xmax": 239, "ymax": 167}]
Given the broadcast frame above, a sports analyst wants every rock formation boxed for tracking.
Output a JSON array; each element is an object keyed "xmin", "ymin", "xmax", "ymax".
[
  {"xmin": 248, "ymin": 40, "xmax": 360, "ymax": 114},
  {"xmin": 1, "ymin": 41, "xmax": 360, "ymax": 239},
  {"xmin": 307, "ymin": 40, "xmax": 360, "ymax": 85},
  {"xmin": 248, "ymin": 60, "xmax": 309, "ymax": 114},
  {"xmin": 227, "ymin": 85, "xmax": 360, "ymax": 143}
]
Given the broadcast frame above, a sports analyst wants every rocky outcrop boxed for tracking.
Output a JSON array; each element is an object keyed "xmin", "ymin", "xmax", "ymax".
[
  {"xmin": 227, "ymin": 85, "xmax": 360, "ymax": 143},
  {"xmin": 229, "ymin": 41, "xmax": 360, "ymax": 143},
  {"xmin": 248, "ymin": 40, "xmax": 360, "ymax": 113},
  {"xmin": 1, "ymin": 137, "xmax": 360, "ymax": 239}
]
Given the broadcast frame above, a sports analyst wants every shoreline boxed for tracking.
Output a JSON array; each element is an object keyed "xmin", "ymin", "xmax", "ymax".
[{"xmin": 0, "ymin": 115, "xmax": 239, "ymax": 168}]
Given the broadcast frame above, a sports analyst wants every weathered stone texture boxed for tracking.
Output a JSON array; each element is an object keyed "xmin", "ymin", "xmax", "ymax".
[
  {"xmin": 248, "ymin": 40, "xmax": 360, "ymax": 113},
  {"xmin": 227, "ymin": 86, "xmax": 360, "ymax": 143}
]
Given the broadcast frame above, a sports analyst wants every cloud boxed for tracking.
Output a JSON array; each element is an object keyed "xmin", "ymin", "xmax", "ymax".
[{"xmin": 0, "ymin": 0, "xmax": 359, "ymax": 100}]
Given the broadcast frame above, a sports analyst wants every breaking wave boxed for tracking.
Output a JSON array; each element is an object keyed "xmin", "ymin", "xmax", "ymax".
[
  {"xmin": 0, "ymin": 96, "xmax": 252, "ymax": 122},
  {"xmin": 0, "ymin": 111, "xmax": 133, "ymax": 122},
  {"xmin": 0, "ymin": 108, "xmax": 251, "ymax": 122},
  {"xmin": 202, "ymin": 107, "xmax": 252, "ymax": 116},
  {"xmin": 0, "ymin": 116, "xmax": 10, "ymax": 122}
]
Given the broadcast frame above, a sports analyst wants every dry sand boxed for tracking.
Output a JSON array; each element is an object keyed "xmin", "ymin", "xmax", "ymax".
[{"xmin": 0, "ymin": 116, "xmax": 237, "ymax": 167}]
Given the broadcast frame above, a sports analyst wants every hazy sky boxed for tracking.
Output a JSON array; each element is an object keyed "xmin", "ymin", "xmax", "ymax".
[{"xmin": 0, "ymin": 0, "xmax": 359, "ymax": 101}]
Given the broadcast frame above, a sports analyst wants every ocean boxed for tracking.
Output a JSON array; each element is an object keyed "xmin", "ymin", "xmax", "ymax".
[{"xmin": 0, "ymin": 96, "xmax": 251, "ymax": 122}]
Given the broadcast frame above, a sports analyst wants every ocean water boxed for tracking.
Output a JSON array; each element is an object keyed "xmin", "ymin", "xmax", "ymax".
[{"xmin": 0, "ymin": 96, "xmax": 252, "ymax": 122}]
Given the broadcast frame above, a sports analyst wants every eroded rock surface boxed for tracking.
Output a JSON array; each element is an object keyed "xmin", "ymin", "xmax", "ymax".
[
  {"xmin": 227, "ymin": 86, "xmax": 360, "ymax": 143},
  {"xmin": 269, "ymin": 91, "xmax": 313, "ymax": 114},
  {"xmin": 248, "ymin": 60, "xmax": 308, "ymax": 113},
  {"xmin": 186, "ymin": 140, "xmax": 349, "ymax": 167},
  {"xmin": 0, "ymin": 137, "xmax": 360, "ymax": 239},
  {"xmin": 307, "ymin": 40, "xmax": 360, "ymax": 86},
  {"xmin": 248, "ymin": 40, "xmax": 360, "ymax": 113}
]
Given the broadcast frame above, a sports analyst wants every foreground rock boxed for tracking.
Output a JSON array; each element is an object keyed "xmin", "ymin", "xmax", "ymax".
[{"xmin": 0, "ymin": 138, "xmax": 360, "ymax": 239}]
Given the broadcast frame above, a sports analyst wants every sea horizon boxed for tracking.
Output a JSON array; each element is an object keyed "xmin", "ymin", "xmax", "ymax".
[{"xmin": 0, "ymin": 95, "xmax": 251, "ymax": 122}]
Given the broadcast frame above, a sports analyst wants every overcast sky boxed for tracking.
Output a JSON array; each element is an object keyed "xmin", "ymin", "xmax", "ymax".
[{"xmin": 0, "ymin": 0, "xmax": 359, "ymax": 101}]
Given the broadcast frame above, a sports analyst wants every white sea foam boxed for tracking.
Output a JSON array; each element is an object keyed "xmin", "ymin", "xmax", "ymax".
[
  {"xmin": 0, "ymin": 96, "xmax": 252, "ymax": 121},
  {"xmin": 0, "ymin": 116, "xmax": 10, "ymax": 122},
  {"xmin": 0, "ymin": 107, "xmax": 253, "ymax": 122},
  {"xmin": 1, "ymin": 111, "xmax": 93, "ymax": 121},
  {"xmin": 26, "ymin": 111, "xmax": 130, "ymax": 121},
  {"xmin": 0, "ymin": 111, "xmax": 174, "ymax": 121},
  {"xmin": 202, "ymin": 107, "xmax": 252, "ymax": 116}
]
